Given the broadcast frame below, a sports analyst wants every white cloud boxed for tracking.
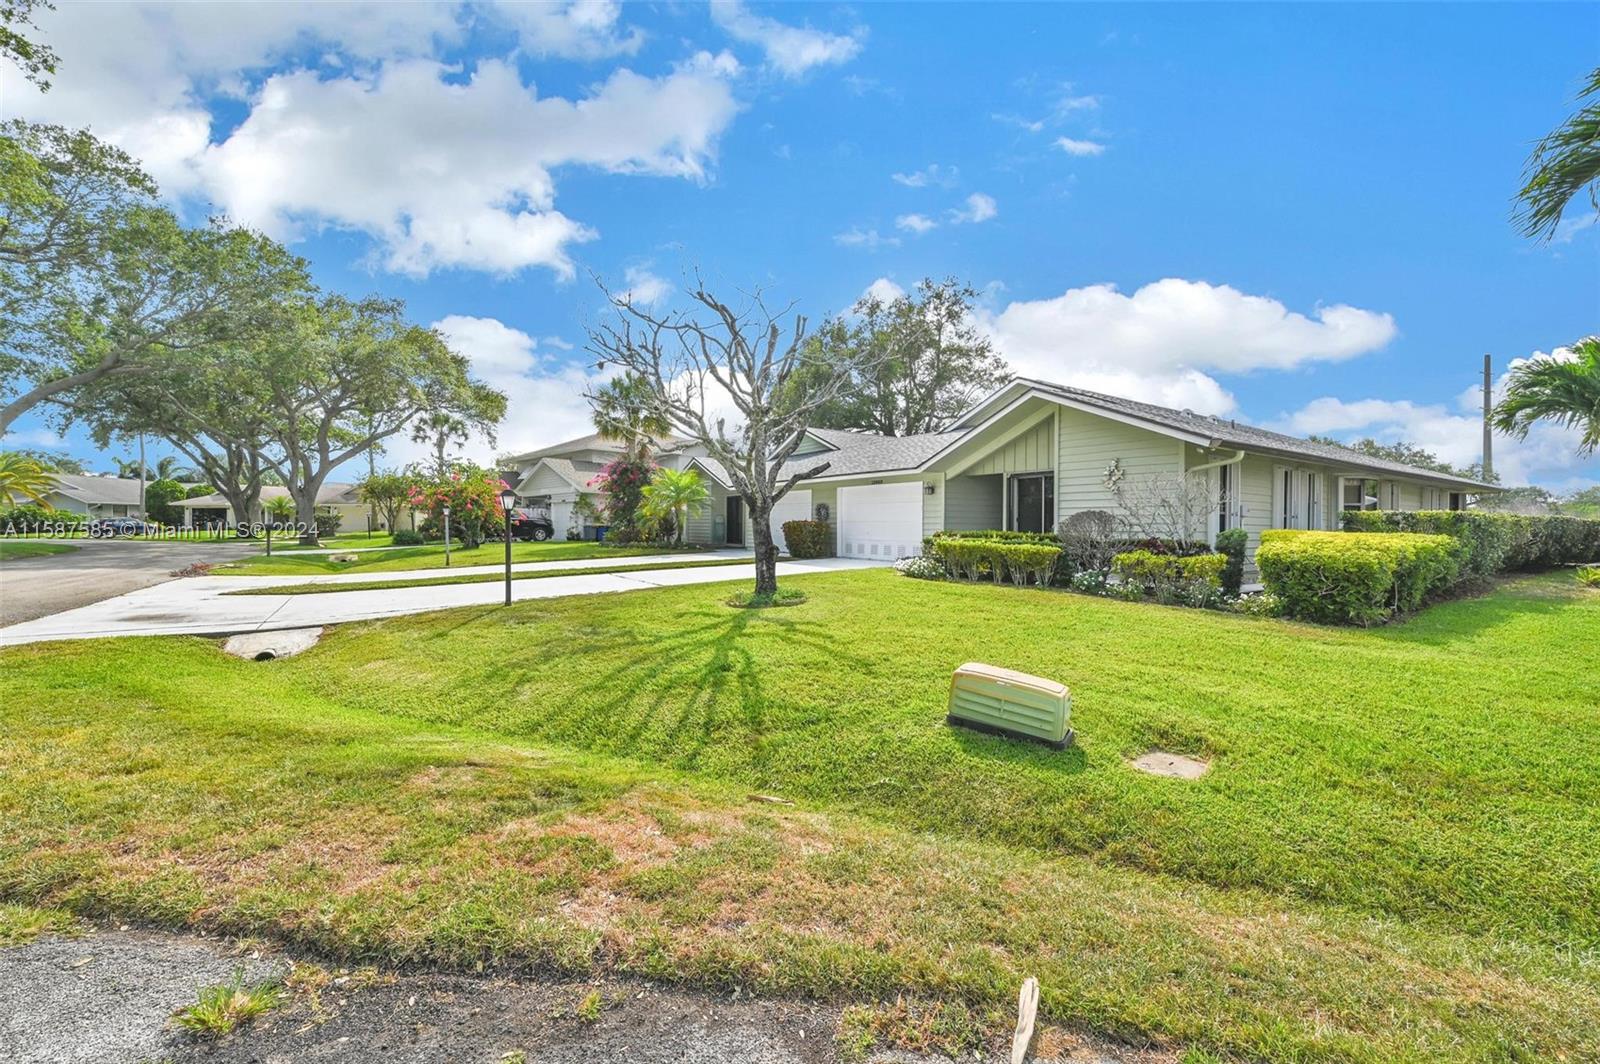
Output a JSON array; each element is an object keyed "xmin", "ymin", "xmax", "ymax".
[
  {"xmin": 5, "ymin": 2, "xmax": 741, "ymax": 277},
  {"xmin": 834, "ymin": 227, "xmax": 899, "ymax": 249},
  {"xmin": 492, "ymin": 0, "xmax": 644, "ymax": 59},
  {"xmin": 1553, "ymin": 212, "xmax": 1599, "ymax": 245},
  {"xmin": 620, "ymin": 265, "xmax": 672, "ymax": 307},
  {"xmin": 890, "ymin": 163, "xmax": 958, "ymax": 188},
  {"xmin": 895, "ymin": 213, "xmax": 937, "ymax": 234},
  {"xmin": 709, "ymin": 0, "xmax": 862, "ymax": 78},
  {"xmin": 979, "ymin": 278, "xmax": 1399, "ymax": 415},
  {"xmin": 1055, "ymin": 137, "xmax": 1106, "ymax": 157},
  {"xmin": 430, "ymin": 315, "xmax": 612, "ymax": 463},
  {"xmin": 197, "ymin": 59, "xmax": 738, "ymax": 276},
  {"xmin": 948, "ymin": 192, "xmax": 998, "ymax": 224},
  {"xmin": 860, "ymin": 277, "xmax": 906, "ymax": 305},
  {"xmin": 1272, "ymin": 345, "xmax": 1599, "ymax": 489},
  {"xmin": 992, "ymin": 113, "xmax": 1046, "ymax": 133}
]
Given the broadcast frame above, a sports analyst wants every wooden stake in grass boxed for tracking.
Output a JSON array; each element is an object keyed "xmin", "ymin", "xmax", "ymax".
[{"xmin": 1010, "ymin": 976, "xmax": 1039, "ymax": 1064}]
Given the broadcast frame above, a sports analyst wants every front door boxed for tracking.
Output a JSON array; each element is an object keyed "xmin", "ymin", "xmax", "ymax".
[
  {"xmin": 1008, "ymin": 474, "xmax": 1054, "ymax": 533},
  {"xmin": 725, "ymin": 496, "xmax": 745, "ymax": 545}
]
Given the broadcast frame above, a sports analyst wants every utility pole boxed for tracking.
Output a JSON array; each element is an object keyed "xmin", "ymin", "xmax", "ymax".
[
  {"xmin": 137, "ymin": 434, "xmax": 147, "ymax": 524},
  {"xmin": 1481, "ymin": 354, "xmax": 1493, "ymax": 483}
]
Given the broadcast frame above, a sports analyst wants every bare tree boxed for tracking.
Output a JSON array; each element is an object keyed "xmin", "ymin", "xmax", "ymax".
[
  {"xmin": 1109, "ymin": 469, "xmax": 1216, "ymax": 544},
  {"xmin": 587, "ymin": 278, "xmax": 884, "ymax": 596}
]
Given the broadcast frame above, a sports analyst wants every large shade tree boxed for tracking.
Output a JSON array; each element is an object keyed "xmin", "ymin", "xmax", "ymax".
[
  {"xmin": 1515, "ymin": 67, "xmax": 1600, "ymax": 242},
  {"xmin": 587, "ymin": 280, "xmax": 888, "ymax": 596},
  {"xmin": 258, "ymin": 295, "xmax": 506, "ymax": 543},
  {"xmin": 0, "ymin": 0, "xmax": 59, "ymax": 89},
  {"xmin": 796, "ymin": 278, "xmax": 1011, "ymax": 437},
  {"xmin": 1492, "ymin": 337, "xmax": 1600, "ymax": 456}
]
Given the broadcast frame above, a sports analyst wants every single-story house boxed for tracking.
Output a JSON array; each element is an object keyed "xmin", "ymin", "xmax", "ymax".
[
  {"xmin": 178, "ymin": 482, "xmax": 389, "ymax": 533},
  {"xmin": 506, "ymin": 378, "xmax": 1495, "ymax": 572},
  {"xmin": 36, "ymin": 473, "xmax": 201, "ymax": 519}
]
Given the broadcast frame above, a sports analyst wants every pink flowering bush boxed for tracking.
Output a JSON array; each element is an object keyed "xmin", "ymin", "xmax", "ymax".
[
  {"xmin": 408, "ymin": 464, "xmax": 509, "ymax": 550},
  {"xmin": 588, "ymin": 454, "xmax": 663, "ymax": 543}
]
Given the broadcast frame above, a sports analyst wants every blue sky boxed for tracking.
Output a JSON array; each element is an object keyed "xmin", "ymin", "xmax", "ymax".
[{"xmin": 4, "ymin": 1, "xmax": 1597, "ymax": 489}]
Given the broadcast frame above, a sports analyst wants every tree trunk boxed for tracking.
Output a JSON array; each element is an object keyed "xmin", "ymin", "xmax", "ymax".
[
  {"xmin": 223, "ymin": 488, "xmax": 258, "ymax": 533},
  {"xmin": 294, "ymin": 486, "xmax": 321, "ymax": 545},
  {"xmin": 750, "ymin": 497, "xmax": 778, "ymax": 595}
]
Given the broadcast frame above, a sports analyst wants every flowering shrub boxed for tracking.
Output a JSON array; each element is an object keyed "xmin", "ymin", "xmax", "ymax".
[
  {"xmin": 588, "ymin": 455, "xmax": 658, "ymax": 542},
  {"xmin": 893, "ymin": 555, "xmax": 945, "ymax": 580},
  {"xmin": 408, "ymin": 464, "xmax": 509, "ymax": 550}
]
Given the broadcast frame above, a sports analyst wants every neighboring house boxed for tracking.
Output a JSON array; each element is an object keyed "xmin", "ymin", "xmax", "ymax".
[
  {"xmin": 37, "ymin": 474, "xmax": 201, "ymax": 518},
  {"xmin": 507, "ymin": 377, "xmax": 1495, "ymax": 571},
  {"xmin": 177, "ymin": 482, "xmax": 387, "ymax": 532}
]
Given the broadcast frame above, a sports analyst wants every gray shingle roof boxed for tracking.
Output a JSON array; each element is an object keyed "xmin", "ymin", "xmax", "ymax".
[
  {"xmin": 506, "ymin": 431, "xmax": 689, "ymax": 464},
  {"xmin": 1017, "ymin": 379, "xmax": 1496, "ymax": 489},
  {"xmin": 179, "ymin": 483, "xmax": 360, "ymax": 508},
  {"xmin": 782, "ymin": 427, "xmax": 966, "ymax": 478},
  {"xmin": 47, "ymin": 474, "xmax": 203, "ymax": 506}
]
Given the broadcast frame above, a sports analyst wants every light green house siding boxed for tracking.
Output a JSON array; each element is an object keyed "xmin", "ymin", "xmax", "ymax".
[
  {"xmin": 944, "ymin": 472, "xmax": 1002, "ymax": 530},
  {"xmin": 1055, "ymin": 405, "xmax": 1182, "ymax": 523},
  {"xmin": 965, "ymin": 418, "xmax": 1053, "ymax": 476}
]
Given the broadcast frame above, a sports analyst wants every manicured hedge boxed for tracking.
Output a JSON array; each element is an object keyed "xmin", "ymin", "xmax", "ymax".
[
  {"xmin": 391, "ymin": 529, "xmax": 425, "ymax": 546},
  {"xmin": 780, "ymin": 519, "xmax": 832, "ymax": 559},
  {"xmin": 1342, "ymin": 510, "xmax": 1600, "ymax": 577},
  {"xmin": 1257, "ymin": 530, "xmax": 1462, "ymax": 626},
  {"xmin": 928, "ymin": 536, "xmax": 1062, "ymax": 587},
  {"xmin": 1215, "ymin": 528, "xmax": 1247, "ymax": 596},
  {"xmin": 1, "ymin": 505, "xmax": 85, "ymax": 532},
  {"xmin": 1112, "ymin": 550, "xmax": 1228, "ymax": 606}
]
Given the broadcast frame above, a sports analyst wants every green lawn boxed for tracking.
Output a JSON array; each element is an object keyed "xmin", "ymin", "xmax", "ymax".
[
  {"xmin": 0, "ymin": 540, "xmax": 78, "ymax": 561},
  {"xmin": 215, "ymin": 539, "xmax": 705, "ymax": 576},
  {"xmin": 224, "ymin": 556, "xmax": 754, "ymax": 595},
  {"xmin": 272, "ymin": 532, "xmax": 401, "ymax": 551},
  {"xmin": 1, "ymin": 571, "xmax": 1596, "ymax": 1061}
]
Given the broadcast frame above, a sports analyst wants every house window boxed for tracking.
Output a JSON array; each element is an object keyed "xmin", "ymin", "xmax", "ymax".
[
  {"xmin": 1448, "ymin": 491, "xmax": 1466, "ymax": 511},
  {"xmin": 1008, "ymin": 473, "xmax": 1054, "ymax": 533},
  {"xmin": 1217, "ymin": 465, "xmax": 1235, "ymax": 532},
  {"xmin": 1304, "ymin": 472, "xmax": 1323, "ymax": 530},
  {"xmin": 1341, "ymin": 478, "xmax": 1379, "ymax": 512}
]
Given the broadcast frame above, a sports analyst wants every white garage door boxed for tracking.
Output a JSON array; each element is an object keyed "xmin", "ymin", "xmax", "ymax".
[
  {"xmin": 771, "ymin": 489, "xmax": 812, "ymax": 553},
  {"xmin": 838, "ymin": 483, "xmax": 923, "ymax": 560}
]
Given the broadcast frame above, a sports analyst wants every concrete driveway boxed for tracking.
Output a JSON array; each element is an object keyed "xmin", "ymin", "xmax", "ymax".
[
  {"xmin": 0, "ymin": 554, "xmax": 884, "ymax": 645},
  {"xmin": 0, "ymin": 538, "xmax": 261, "ymax": 627}
]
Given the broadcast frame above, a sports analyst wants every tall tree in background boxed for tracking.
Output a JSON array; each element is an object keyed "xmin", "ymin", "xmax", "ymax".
[
  {"xmin": 798, "ymin": 278, "xmax": 1010, "ymax": 437},
  {"xmin": 1493, "ymin": 337, "xmax": 1600, "ymax": 456},
  {"xmin": 1515, "ymin": 67, "xmax": 1600, "ymax": 241},
  {"xmin": 0, "ymin": 0, "xmax": 59, "ymax": 90},
  {"xmin": 589, "ymin": 371, "xmax": 673, "ymax": 457},
  {"xmin": 258, "ymin": 295, "xmax": 505, "ymax": 543},
  {"xmin": 80, "ymin": 342, "xmax": 280, "ymax": 528},
  {"xmin": 588, "ymin": 280, "xmax": 887, "ymax": 596},
  {"xmin": 410, "ymin": 410, "xmax": 471, "ymax": 477}
]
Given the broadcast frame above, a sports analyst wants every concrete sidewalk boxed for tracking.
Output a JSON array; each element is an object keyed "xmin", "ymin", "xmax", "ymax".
[
  {"xmin": 0, "ymin": 556, "xmax": 883, "ymax": 645},
  {"xmin": 220, "ymin": 549, "xmax": 754, "ymax": 584}
]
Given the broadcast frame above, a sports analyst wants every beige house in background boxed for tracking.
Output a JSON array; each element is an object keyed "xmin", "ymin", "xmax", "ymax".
[
  {"xmin": 507, "ymin": 377, "xmax": 1494, "ymax": 572},
  {"xmin": 177, "ymin": 482, "xmax": 388, "ymax": 532}
]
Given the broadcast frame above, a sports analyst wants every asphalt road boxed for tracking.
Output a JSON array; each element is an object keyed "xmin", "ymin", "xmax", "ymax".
[
  {"xmin": 0, "ymin": 927, "xmax": 1165, "ymax": 1063},
  {"xmin": 0, "ymin": 537, "xmax": 260, "ymax": 628}
]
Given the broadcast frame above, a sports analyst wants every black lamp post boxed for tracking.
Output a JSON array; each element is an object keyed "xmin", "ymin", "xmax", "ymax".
[
  {"xmin": 499, "ymin": 488, "xmax": 517, "ymax": 605},
  {"xmin": 442, "ymin": 504, "xmax": 451, "ymax": 568}
]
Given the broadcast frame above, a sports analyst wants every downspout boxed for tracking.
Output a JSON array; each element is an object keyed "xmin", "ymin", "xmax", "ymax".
[{"xmin": 1187, "ymin": 447, "xmax": 1247, "ymax": 544}]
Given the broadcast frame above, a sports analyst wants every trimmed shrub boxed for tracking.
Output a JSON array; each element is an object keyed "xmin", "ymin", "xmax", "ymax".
[
  {"xmin": 1257, "ymin": 530, "xmax": 1462, "ymax": 626},
  {"xmin": 1215, "ymin": 527, "xmax": 1247, "ymax": 596},
  {"xmin": 391, "ymin": 529, "xmax": 424, "ymax": 547},
  {"xmin": 781, "ymin": 519, "xmax": 832, "ymax": 559},
  {"xmin": 928, "ymin": 536, "xmax": 1062, "ymax": 587},
  {"xmin": 1111, "ymin": 550, "xmax": 1228, "ymax": 606},
  {"xmin": 1342, "ymin": 510, "xmax": 1600, "ymax": 577},
  {"xmin": 1, "ymin": 504, "xmax": 85, "ymax": 533},
  {"xmin": 1057, "ymin": 509, "xmax": 1119, "ymax": 573},
  {"xmin": 1578, "ymin": 565, "xmax": 1600, "ymax": 589}
]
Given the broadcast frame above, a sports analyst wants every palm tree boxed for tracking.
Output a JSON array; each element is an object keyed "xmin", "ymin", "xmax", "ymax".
[
  {"xmin": 1492, "ymin": 337, "xmax": 1600, "ymax": 455},
  {"xmin": 411, "ymin": 411, "xmax": 470, "ymax": 477},
  {"xmin": 111, "ymin": 457, "xmax": 146, "ymax": 479},
  {"xmin": 153, "ymin": 456, "xmax": 183, "ymax": 480},
  {"xmin": 1516, "ymin": 67, "xmax": 1600, "ymax": 242},
  {"xmin": 590, "ymin": 372, "xmax": 672, "ymax": 459},
  {"xmin": 640, "ymin": 467, "xmax": 709, "ymax": 546},
  {"xmin": 264, "ymin": 495, "xmax": 295, "ymax": 528},
  {"xmin": 0, "ymin": 452, "xmax": 58, "ymax": 506}
]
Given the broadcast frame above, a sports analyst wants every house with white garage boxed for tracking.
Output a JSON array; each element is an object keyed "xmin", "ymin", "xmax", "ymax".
[{"xmin": 507, "ymin": 378, "xmax": 1494, "ymax": 570}]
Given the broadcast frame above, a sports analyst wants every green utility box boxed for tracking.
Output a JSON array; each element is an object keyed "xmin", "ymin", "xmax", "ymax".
[{"xmin": 947, "ymin": 662, "xmax": 1074, "ymax": 749}]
